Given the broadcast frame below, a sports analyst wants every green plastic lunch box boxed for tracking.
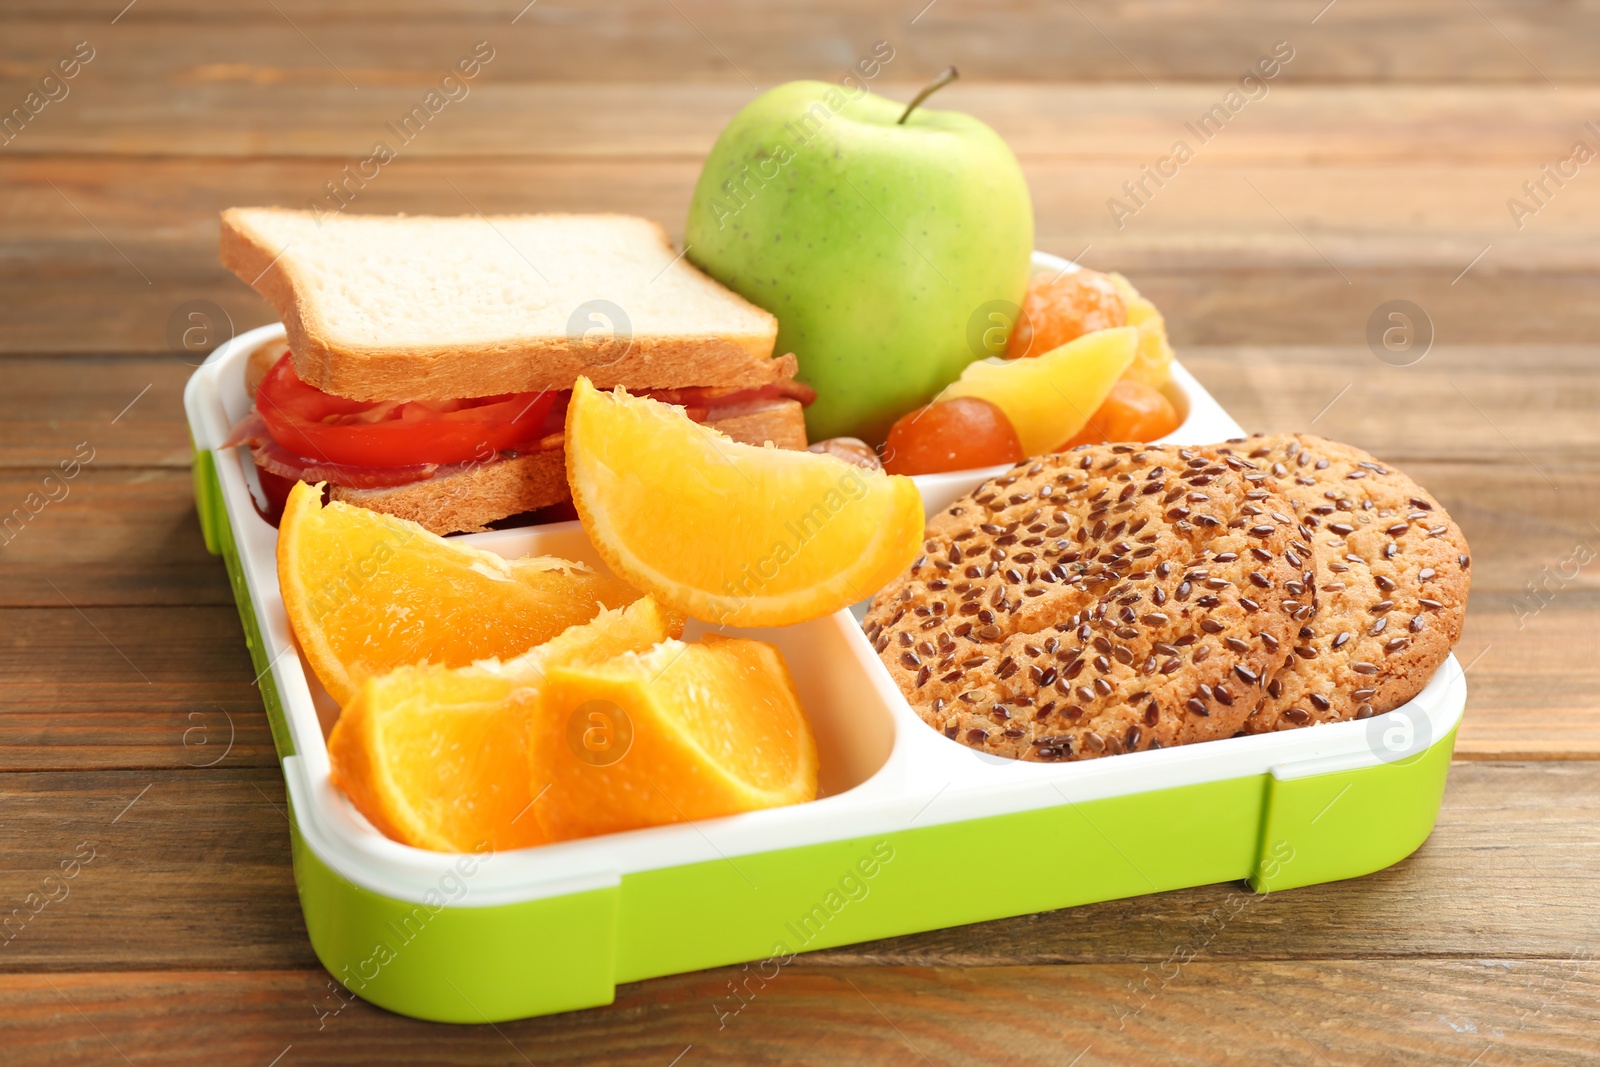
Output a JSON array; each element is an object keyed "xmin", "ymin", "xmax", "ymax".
[{"xmin": 185, "ymin": 252, "xmax": 1464, "ymax": 1023}]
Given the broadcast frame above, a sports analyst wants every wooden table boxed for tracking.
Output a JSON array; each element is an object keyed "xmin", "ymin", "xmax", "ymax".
[{"xmin": 4, "ymin": 2, "xmax": 1598, "ymax": 1063}]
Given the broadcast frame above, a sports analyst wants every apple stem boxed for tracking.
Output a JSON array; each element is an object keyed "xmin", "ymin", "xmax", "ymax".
[{"xmin": 897, "ymin": 66, "xmax": 959, "ymax": 125}]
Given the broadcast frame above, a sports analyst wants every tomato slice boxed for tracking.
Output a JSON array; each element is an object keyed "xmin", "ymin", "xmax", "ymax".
[{"xmin": 255, "ymin": 353, "xmax": 557, "ymax": 467}]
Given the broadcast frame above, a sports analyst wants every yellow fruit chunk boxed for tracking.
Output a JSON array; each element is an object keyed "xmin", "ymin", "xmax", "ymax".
[
  {"xmin": 565, "ymin": 377, "xmax": 923, "ymax": 626},
  {"xmin": 278, "ymin": 480, "xmax": 640, "ymax": 704},
  {"xmin": 940, "ymin": 326, "xmax": 1138, "ymax": 455},
  {"xmin": 1107, "ymin": 272, "xmax": 1175, "ymax": 389},
  {"xmin": 329, "ymin": 597, "xmax": 681, "ymax": 852},
  {"xmin": 532, "ymin": 634, "xmax": 819, "ymax": 842}
]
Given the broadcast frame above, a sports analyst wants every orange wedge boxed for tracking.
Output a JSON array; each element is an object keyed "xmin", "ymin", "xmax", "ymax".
[
  {"xmin": 564, "ymin": 378, "xmax": 923, "ymax": 626},
  {"xmin": 532, "ymin": 634, "xmax": 818, "ymax": 842},
  {"xmin": 278, "ymin": 480, "xmax": 640, "ymax": 704},
  {"xmin": 329, "ymin": 597, "xmax": 682, "ymax": 852}
]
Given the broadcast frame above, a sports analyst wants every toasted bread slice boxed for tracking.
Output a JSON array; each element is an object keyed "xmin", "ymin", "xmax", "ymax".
[
  {"xmin": 329, "ymin": 449, "xmax": 571, "ymax": 535},
  {"xmin": 221, "ymin": 208, "xmax": 786, "ymax": 401},
  {"xmin": 327, "ymin": 398, "xmax": 808, "ymax": 534}
]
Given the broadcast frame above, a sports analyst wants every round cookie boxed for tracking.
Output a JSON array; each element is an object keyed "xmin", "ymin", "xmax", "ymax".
[
  {"xmin": 1219, "ymin": 434, "xmax": 1472, "ymax": 732},
  {"xmin": 863, "ymin": 443, "xmax": 1310, "ymax": 761}
]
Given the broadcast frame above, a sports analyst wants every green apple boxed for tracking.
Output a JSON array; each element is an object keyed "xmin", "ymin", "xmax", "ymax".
[{"xmin": 685, "ymin": 77, "xmax": 1034, "ymax": 444}]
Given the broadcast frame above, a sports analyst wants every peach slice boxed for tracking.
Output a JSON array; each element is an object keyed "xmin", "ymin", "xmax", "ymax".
[{"xmin": 940, "ymin": 326, "xmax": 1138, "ymax": 455}]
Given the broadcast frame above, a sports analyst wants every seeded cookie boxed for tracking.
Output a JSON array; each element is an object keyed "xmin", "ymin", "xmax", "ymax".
[
  {"xmin": 863, "ymin": 444, "xmax": 1310, "ymax": 761},
  {"xmin": 1220, "ymin": 435, "xmax": 1471, "ymax": 732}
]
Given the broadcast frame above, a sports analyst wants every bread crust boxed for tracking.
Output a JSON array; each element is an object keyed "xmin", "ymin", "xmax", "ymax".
[
  {"xmin": 220, "ymin": 207, "xmax": 786, "ymax": 401},
  {"xmin": 322, "ymin": 399, "xmax": 808, "ymax": 534},
  {"xmin": 328, "ymin": 449, "xmax": 569, "ymax": 535}
]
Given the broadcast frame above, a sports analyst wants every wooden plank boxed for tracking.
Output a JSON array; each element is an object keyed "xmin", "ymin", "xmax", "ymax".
[
  {"xmin": 3, "ymin": 0, "xmax": 1596, "ymax": 86},
  {"xmin": 6, "ymin": 149, "xmax": 1600, "ymax": 352},
  {"xmin": 0, "ymin": 358, "xmax": 196, "ymax": 468},
  {"xmin": 1438, "ymin": 597, "xmax": 1600, "ymax": 760},
  {"xmin": 9, "ymin": 157, "xmax": 1599, "ymax": 271},
  {"xmin": 1163, "ymin": 347, "xmax": 1600, "ymax": 464},
  {"xmin": 1, "ymin": 82, "xmax": 1597, "ymax": 161},
  {"xmin": 0, "ymin": 769, "xmax": 312, "ymax": 970},
  {"xmin": 0, "ymin": 763, "xmax": 1593, "ymax": 977},
  {"xmin": 1, "ymin": 957, "xmax": 1598, "ymax": 1065},
  {"xmin": 0, "ymin": 469, "xmax": 231, "ymax": 607},
  {"xmin": 3, "ymin": 351, "xmax": 1598, "ymax": 592},
  {"xmin": 0, "ymin": 607, "xmax": 278, "ymax": 771}
]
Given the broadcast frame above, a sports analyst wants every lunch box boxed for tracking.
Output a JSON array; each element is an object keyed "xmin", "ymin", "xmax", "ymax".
[{"xmin": 185, "ymin": 253, "xmax": 1465, "ymax": 1024}]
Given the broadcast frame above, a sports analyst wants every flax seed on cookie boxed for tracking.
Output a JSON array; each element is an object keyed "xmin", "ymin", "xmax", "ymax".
[
  {"xmin": 864, "ymin": 443, "xmax": 1310, "ymax": 761},
  {"xmin": 1220, "ymin": 434, "xmax": 1471, "ymax": 733}
]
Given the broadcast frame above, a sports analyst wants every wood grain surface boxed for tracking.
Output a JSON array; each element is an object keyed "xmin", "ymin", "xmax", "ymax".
[{"xmin": 1, "ymin": 1, "xmax": 1596, "ymax": 1063}]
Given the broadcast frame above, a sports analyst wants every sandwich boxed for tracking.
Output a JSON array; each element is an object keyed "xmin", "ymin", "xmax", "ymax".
[{"xmin": 218, "ymin": 208, "xmax": 812, "ymax": 534}]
